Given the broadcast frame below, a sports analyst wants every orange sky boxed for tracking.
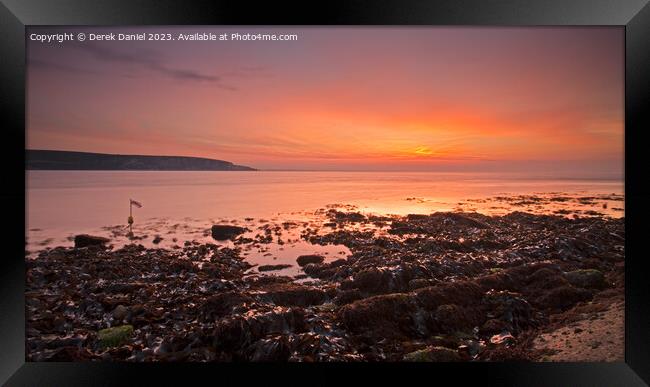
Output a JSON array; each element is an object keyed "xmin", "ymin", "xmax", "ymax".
[{"xmin": 27, "ymin": 27, "xmax": 624, "ymax": 176}]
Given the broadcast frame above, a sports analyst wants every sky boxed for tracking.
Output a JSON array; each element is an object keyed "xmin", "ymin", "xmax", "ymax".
[{"xmin": 27, "ymin": 27, "xmax": 624, "ymax": 177}]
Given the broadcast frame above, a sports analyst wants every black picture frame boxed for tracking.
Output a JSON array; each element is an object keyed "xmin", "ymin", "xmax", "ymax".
[{"xmin": 1, "ymin": 1, "xmax": 649, "ymax": 385}]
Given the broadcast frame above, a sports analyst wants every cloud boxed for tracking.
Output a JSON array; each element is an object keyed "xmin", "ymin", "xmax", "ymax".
[
  {"xmin": 157, "ymin": 67, "xmax": 218, "ymax": 82},
  {"xmin": 223, "ymin": 66, "xmax": 273, "ymax": 79},
  {"xmin": 76, "ymin": 44, "xmax": 236, "ymax": 88},
  {"xmin": 29, "ymin": 43, "xmax": 272, "ymax": 91}
]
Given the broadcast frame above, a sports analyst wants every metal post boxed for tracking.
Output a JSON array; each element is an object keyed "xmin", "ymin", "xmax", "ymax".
[{"xmin": 128, "ymin": 201, "xmax": 133, "ymax": 236}]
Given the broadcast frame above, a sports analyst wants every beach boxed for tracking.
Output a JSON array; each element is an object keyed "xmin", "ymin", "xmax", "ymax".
[{"xmin": 25, "ymin": 171, "xmax": 624, "ymax": 361}]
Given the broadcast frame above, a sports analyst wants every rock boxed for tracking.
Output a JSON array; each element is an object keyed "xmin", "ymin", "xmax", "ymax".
[
  {"xmin": 258, "ymin": 264, "xmax": 292, "ymax": 272},
  {"xmin": 248, "ymin": 335, "xmax": 291, "ymax": 361},
  {"xmin": 347, "ymin": 267, "xmax": 399, "ymax": 295},
  {"xmin": 438, "ymin": 212, "xmax": 491, "ymax": 229},
  {"xmin": 301, "ymin": 259, "xmax": 347, "ymax": 280},
  {"xmin": 528, "ymin": 267, "xmax": 560, "ymax": 283},
  {"xmin": 296, "ymin": 254, "xmax": 324, "ymax": 266},
  {"xmin": 211, "ymin": 225, "xmax": 247, "ymax": 240},
  {"xmin": 303, "ymin": 263, "xmax": 324, "ymax": 277},
  {"xmin": 200, "ymin": 291, "xmax": 254, "ymax": 321},
  {"xmin": 414, "ymin": 280, "xmax": 484, "ymax": 311},
  {"xmin": 97, "ymin": 325, "xmax": 133, "ymax": 349},
  {"xmin": 403, "ymin": 346, "xmax": 460, "ymax": 362},
  {"xmin": 261, "ymin": 283, "xmax": 327, "ymax": 307},
  {"xmin": 106, "ymin": 282, "xmax": 146, "ymax": 294},
  {"xmin": 409, "ymin": 278, "xmax": 436, "ymax": 290},
  {"xmin": 286, "ymin": 332, "xmax": 356, "ymax": 361},
  {"xmin": 334, "ymin": 289, "xmax": 364, "ymax": 306},
  {"xmin": 483, "ymin": 290, "xmax": 534, "ymax": 334},
  {"xmin": 40, "ymin": 334, "xmax": 88, "ymax": 350},
  {"xmin": 329, "ymin": 258, "xmax": 348, "ymax": 268},
  {"xmin": 476, "ymin": 272, "xmax": 517, "ymax": 292},
  {"xmin": 432, "ymin": 304, "xmax": 481, "ymax": 333},
  {"xmin": 564, "ymin": 269, "xmax": 607, "ymax": 289},
  {"xmin": 339, "ymin": 293, "xmax": 421, "ymax": 339},
  {"xmin": 213, "ymin": 307, "xmax": 307, "ymax": 350},
  {"xmin": 247, "ymin": 275, "xmax": 293, "ymax": 288},
  {"xmin": 74, "ymin": 234, "xmax": 109, "ymax": 248},
  {"xmin": 481, "ymin": 318, "xmax": 508, "ymax": 334},
  {"xmin": 152, "ymin": 235, "xmax": 163, "ymax": 244},
  {"xmin": 390, "ymin": 212, "xmax": 490, "ymax": 235},
  {"xmin": 341, "ymin": 280, "xmax": 487, "ymax": 339},
  {"xmin": 406, "ymin": 214, "xmax": 430, "ymax": 221},
  {"xmin": 112, "ymin": 305, "xmax": 129, "ymax": 321},
  {"xmin": 523, "ymin": 265, "xmax": 567, "ymax": 286},
  {"xmin": 537, "ymin": 285, "xmax": 592, "ymax": 311},
  {"xmin": 328, "ymin": 210, "xmax": 366, "ymax": 223},
  {"xmin": 172, "ymin": 259, "xmax": 195, "ymax": 273}
]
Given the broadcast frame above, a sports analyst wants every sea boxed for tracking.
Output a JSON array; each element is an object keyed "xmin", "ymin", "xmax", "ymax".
[{"xmin": 26, "ymin": 170, "xmax": 624, "ymax": 275}]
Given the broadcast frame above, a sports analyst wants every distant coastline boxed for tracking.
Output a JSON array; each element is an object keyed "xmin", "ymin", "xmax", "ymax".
[{"xmin": 26, "ymin": 149, "xmax": 256, "ymax": 171}]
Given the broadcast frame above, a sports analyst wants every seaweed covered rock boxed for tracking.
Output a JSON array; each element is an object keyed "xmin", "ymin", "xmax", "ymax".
[
  {"xmin": 112, "ymin": 305, "xmax": 129, "ymax": 321},
  {"xmin": 334, "ymin": 289, "xmax": 364, "ymax": 306},
  {"xmin": 409, "ymin": 278, "xmax": 437, "ymax": 290},
  {"xmin": 432, "ymin": 304, "xmax": 482, "ymax": 333},
  {"xmin": 296, "ymin": 254, "xmax": 325, "ymax": 266},
  {"xmin": 390, "ymin": 212, "xmax": 491, "ymax": 235},
  {"xmin": 211, "ymin": 225, "xmax": 247, "ymax": 240},
  {"xmin": 258, "ymin": 264, "xmax": 292, "ymax": 272},
  {"xmin": 213, "ymin": 307, "xmax": 307, "ymax": 350},
  {"xmin": 414, "ymin": 280, "xmax": 484, "ymax": 310},
  {"xmin": 536, "ymin": 285, "xmax": 593, "ymax": 311},
  {"xmin": 260, "ymin": 283, "xmax": 327, "ymax": 307},
  {"xmin": 302, "ymin": 258, "xmax": 349, "ymax": 280},
  {"xmin": 327, "ymin": 210, "xmax": 366, "ymax": 223},
  {"xmin": 339, "ymin": 293, "xmax": 421, "ymax": 339},
  {"xmin": 564, "ymin": 269, "xmax": 607, "ymax": 290},
  {"xmin": 74, "ymin": 234, "xmax": 110, "ymax": 248},
  {"xmin": 481, "ymin": 318, "xmax": 509, "ymax": 335},
  {"xmin": 343, "ymin": 267, "xmax": 401, "ymax": 295},
  {"xmin": 482, "ymin": 290, "xmax": 534, "ymax": 334},
  {"xmin": 200, "ymin": 291, "xmax": 255, "ymax": 322},
  {"xmin": 475, "ymin": 271, "xmax": 517, "ymax": 292},
  {"xmin": 246, "ymin": 335, "xmax": 292, "ymax": 361}
]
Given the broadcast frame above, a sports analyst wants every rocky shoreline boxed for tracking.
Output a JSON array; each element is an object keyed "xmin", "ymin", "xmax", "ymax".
[{"xmin": 26, "ymin": 210, "xmax": 624, "ymax": 362}]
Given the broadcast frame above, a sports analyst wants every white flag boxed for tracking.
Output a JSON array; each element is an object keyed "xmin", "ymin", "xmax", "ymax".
[{"xmin": 130, "ymin": 199, "xmax": 143, "ymax": 208}]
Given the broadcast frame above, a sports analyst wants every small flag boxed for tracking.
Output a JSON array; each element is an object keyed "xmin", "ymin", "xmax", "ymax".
[{"xmin": 130, "ymin": 199, "xmax": 143, "ymax": 208}]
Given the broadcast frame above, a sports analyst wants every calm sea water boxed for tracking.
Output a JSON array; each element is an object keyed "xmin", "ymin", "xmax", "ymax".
[
  {"xmin": 26, "ymin": 171, "xmax": 624, "ymax": 271},
  {"xmin": 27, "ymin": 170, "xmax": 623, "ymax": 231}
]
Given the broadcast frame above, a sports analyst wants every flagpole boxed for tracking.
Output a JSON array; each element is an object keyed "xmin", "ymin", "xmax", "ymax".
[
  {"xmin": 129, "ymin": 200, "xmax": 133, "ymax": 235},
  {"xmin": 128, "ymin": 199, "xmax": 141, "ymax": 238}
]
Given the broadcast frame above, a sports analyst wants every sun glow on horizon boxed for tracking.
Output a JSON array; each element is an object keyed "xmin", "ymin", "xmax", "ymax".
[{"xmin": 414, "ymin": 146, "xmax": 434, "ymax": 156}]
